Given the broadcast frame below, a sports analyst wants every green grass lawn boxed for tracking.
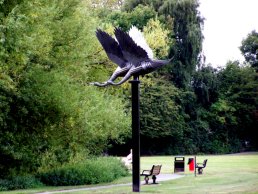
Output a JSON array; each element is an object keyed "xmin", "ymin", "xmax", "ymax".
[{"xmin": 1, "ymin": 152, "xmax": 258, "ymax": 194}]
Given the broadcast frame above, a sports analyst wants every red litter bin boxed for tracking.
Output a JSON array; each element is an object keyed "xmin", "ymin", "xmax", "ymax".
[{"xmin": 188, "ymin": 158, "xmax": 195, "ymax": 171}]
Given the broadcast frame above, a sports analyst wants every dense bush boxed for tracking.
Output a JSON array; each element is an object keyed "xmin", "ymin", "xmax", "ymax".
[
  {"xmin": 0, "ymin": 0, "xmax": 130, "ymax": 177},
  {"xmin": 39, "ymin": 157, "xmax": 128, "ymax": 186},
  {"xmin": 0, "ymin": 175, "xmax": 43, "ymax": 191}
]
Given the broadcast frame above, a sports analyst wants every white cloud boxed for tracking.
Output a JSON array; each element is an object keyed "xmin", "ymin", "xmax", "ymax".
[{"xmin": 198, "ymin": 0, "xmax": 258, "ymax": 67}]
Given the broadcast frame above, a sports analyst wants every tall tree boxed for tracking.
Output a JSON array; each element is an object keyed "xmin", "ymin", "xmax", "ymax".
[
  {"xmin": 158, "ymin": 0, "xmax": 204, "ymax": 88},
  {"xmin": 240, "ymin": 30, "xmax": 258, "ymax": 72},
  {"xmin": 123, "ymin": 0, "xmax": 204, "ymax": 88},
  {"xmin": 140, "ymin": 78, "xmax": 186, "ymax": 154},
  {"xmin": 192, "ymin": 66, "xmax": 219, "ymax": 107},
  {"xmin": 101, "ymin": 0, "xmax": 204, "ymax": 154},
  {"xmin": 216, "ymin": 61, "xmax": 258, "ymax": 150},
  {"xmin": 0, "ymin": 0, "xmax": 130, "ymax": 177}
]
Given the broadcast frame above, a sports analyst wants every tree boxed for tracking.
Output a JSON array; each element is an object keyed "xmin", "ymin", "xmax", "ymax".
[
  {"xmin": 100, "ymin": 0, "xmax": 205, "ymax": 154},
  {"xmin": 90, "ymin": 0, "xmax": 124, "ymax": 10},
  {"xmin": 240, "ymin": 30, "xmax": 258, "ymax": 71},
  {"xmin": 0, "ymin": 0, "xmax": 25, "ymax": 17},
  {"xmin": 122, "ymin": 0, "xmax": 204, "ymax": 88},
  {"xmin": 159, "ymin": 0, "xmax": 204, "ymax": 88},
  {"xmin": 139, "ymin": 78, "xmax": 186, "ymax": 154},
  {"xmin": 216, "ymin": 62, "xmax": 258, "ymax": 150},
  {"xmin": 192, "ymin": 66, "xmax": 219, "ymax": 107},
  {"xmin": 0, "ymin": 0, "xmax": 130, "ymax": 177},
  {"xmin": 143, "ymin": 18, "xmax": 173, "ymax": 59},
  {"xmin": 122, "ymin": 0, "xmax": 162, "ymax": 12},
  {"xmin": 103, "ymin": 4, "xmax": 156, "ymax": 31}
]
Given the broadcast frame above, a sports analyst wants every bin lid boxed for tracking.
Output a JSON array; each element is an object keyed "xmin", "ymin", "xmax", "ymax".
[{"xmin": 174, "ymin": 156, "xmax": 185, "ymax": 161}]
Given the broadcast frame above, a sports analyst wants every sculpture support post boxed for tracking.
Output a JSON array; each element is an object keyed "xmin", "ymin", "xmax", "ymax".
[{"xmin": 130, "ymin": 76, "xmax": 140, "ymax": 192}]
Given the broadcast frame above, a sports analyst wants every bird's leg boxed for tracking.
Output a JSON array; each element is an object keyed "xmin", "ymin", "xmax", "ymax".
[
  {"xmin": 109, "ymin": 66, "xmax": 130, "ymax": 82},
  {"xmin": 90, "ymin": 66, "xmax": 132, "ymax": 87},
  {"xmin": 109, "ymin": 66, "xmax": 143, "ymax": 86}
]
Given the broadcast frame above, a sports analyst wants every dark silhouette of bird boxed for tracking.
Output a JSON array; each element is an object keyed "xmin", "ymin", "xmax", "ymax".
[
  {"xmin": 90, "ymin": 26, "xmax": 173, "ymax": 86},
  {"xmin": 90, "ymin": 29, "xmax": 132, "ymax": 87}
]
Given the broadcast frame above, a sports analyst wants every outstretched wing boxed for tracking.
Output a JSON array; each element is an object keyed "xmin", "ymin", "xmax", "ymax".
[
  {"xmin": 128, "ymin": 26, "xmax": 153, "ymax": 59},
  {"xmin": 96, "ymin": 29, "xmax": 126, "ymax": 68},
  {"xmin": 114, "ymin": 27, "xmax": 150, "ymax": 66}
]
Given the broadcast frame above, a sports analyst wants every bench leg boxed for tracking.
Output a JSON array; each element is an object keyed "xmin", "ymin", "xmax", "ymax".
[
  {"xmin": 144, "ymin": 176, "xmax": 149, "ymax": 184},
  {"xmin": 152, "ymin": 175, "xmax": 157, "ymax": 184},
  {"xmin": 198, "ymin": 168, "xmax": 203, "ymax": 174}
]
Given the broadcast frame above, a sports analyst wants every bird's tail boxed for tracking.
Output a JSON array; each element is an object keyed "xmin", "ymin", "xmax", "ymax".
[
  {"xmin": 168, "ymin": 55, "xmax": 175, "ymax": 63},
  {"xmin": 153, "ymin": 55, "xmax": 175, "ymax": 65}
]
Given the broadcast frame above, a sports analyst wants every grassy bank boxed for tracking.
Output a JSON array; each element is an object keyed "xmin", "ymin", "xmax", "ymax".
[{"xmin": 1, "ymin": 152, "xmax": 258, "ymax": 194}]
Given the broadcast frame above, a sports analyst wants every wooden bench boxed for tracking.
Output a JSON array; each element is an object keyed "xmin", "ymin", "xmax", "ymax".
[
  {"xmin": 196, "ymin": 159, "xmax": 208, "ymax": 174},
  {"xmin": 140, "ymin": 165, "xmax": 162, "ymax": 184}
]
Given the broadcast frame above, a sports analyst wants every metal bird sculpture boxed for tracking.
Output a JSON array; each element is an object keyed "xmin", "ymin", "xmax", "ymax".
[
  {"xmin": 90, "ymin": 26, "xmax": 173, "ymax": 87},
  {"xmin": 90, "ymin": 29, "xmax": 132, "ymax": 87}
]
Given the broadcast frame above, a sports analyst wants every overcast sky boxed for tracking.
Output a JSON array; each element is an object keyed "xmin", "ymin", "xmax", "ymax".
[{"xmin": 198, "ymin": 0, "xmax": 258, "ymax": 67}]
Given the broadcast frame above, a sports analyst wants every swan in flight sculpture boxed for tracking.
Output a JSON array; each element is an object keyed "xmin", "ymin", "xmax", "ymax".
[{"xmin": 90, "ymin": 26, "xmax": 173, "ymax": 87}]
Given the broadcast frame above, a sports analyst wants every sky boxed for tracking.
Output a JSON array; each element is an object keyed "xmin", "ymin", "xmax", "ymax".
[{"xmin": 198, "ymin": 0, "xmax": 258, "ymax": 67}]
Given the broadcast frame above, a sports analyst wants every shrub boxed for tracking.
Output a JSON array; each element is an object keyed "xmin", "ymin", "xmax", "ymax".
[
  {"xmin": 0, "ymin": 175, "xmax": 43, "ymax": 191},
  {"xmin": 0, "ymin": 179, "xmax": 9, "ymax": 191},
  {"xmin": 39, "ymin": 157, "xmax": 128, "ymax": 186}
]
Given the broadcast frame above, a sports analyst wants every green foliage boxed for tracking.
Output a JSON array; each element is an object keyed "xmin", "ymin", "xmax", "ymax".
[
  {"xmin": 122, "ymin": 0, "xmax": 163, "ymax": 12},
  {"xmin": 189, "ymin": 61, "xmax": 258, "ymax": 154},
  {"xmin": 90, "ymin": 0, "xmax": 123, "ymax": 10},
  {"xmin": 0, "ymin": 175, "xmax": 43, "ymax": 191},
  {"xmin": 39, "ymin": 157, "xmax": 128, "ymax": 186},
  {"xmin": 0, "ymin": 0, "xmax": 257, "ymax": 182},
  {"xmin": 104, "ymin": 4, "xmax": 156, "ymax": 31},
  {"xmin": 140, "ymin": 78, "xmax": 183, "ymax": 138},
  {"xmin": 216, "ymin": 62, "xmax": 258, "ymax": 149},
  {"xmin": 240, "ymin": 30, "xmax": 258, "ymax": 71},
  {"xmin": 192, "ymin": 66, "xmax": 219, "ymax": 107},
  {"xmin": 122, "ymin": 0, "xmax": 204, "ymax": 88},
  {"xmin": 0, "ymin": 0, "xmax": 25, "ymax": 17},
  {"xmin": 139, "ymin": 77, "xmax": 189, "ymax": 154},
  {"xmin": 143, "ymin": 18, "xmax": 173, "ymax": 58},
  {"xmin": 0, "ymin": 65, "xmax": 130, "ymax": 176},
  {"xmin": 0, "ymin": 0, "xmax": 130, "ymax": 178},
  {"xmin": 0, "ymin": 0, "xmax": 97, "ymax": 78},
  {"xmin": 159, "ymin": 0, "xmax": 204, "ymax": 88}
]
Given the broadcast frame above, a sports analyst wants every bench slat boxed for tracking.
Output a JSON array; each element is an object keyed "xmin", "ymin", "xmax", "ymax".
[
  {"xmin": 140, "ymin": 165, "xmax": 162, "ymax": 184},
  {"xmin": 141, "ymin": 165, "xmax": 161, "ymax": 176}
]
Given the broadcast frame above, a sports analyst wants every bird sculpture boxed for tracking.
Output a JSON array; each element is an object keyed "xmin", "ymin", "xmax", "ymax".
[{"xmin": 90, "ymin": 26, "xmax": 173, "ymax": 87}]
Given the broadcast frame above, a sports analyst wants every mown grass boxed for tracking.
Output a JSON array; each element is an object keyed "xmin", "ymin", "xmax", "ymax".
[{"xmin": 1, "ymin": 152, "xmax": 258, "ymax": 194}]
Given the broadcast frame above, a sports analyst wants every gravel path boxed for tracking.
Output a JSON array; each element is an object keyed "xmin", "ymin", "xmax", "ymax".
[{"xmin": 37, "ymin": 174, "xmax": 184, "ymax": 194}]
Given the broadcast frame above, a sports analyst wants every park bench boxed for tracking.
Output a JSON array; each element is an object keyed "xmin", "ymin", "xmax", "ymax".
[
  {"xmin": 196, "ymin": 159, "xmax": 208, "ymax": 174},
  {"xmin": 140, "ymin": 165, "xmax": 162, "ymax": 184}
]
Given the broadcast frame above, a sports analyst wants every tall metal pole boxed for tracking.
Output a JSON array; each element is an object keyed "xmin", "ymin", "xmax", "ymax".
[
  {"xmin": 194, "ymin": 155, "xmax": 197, "ymax": 177},
  {"xmin": 130, "ymin": 76, "xmax": 140, "ymax": 192}
]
